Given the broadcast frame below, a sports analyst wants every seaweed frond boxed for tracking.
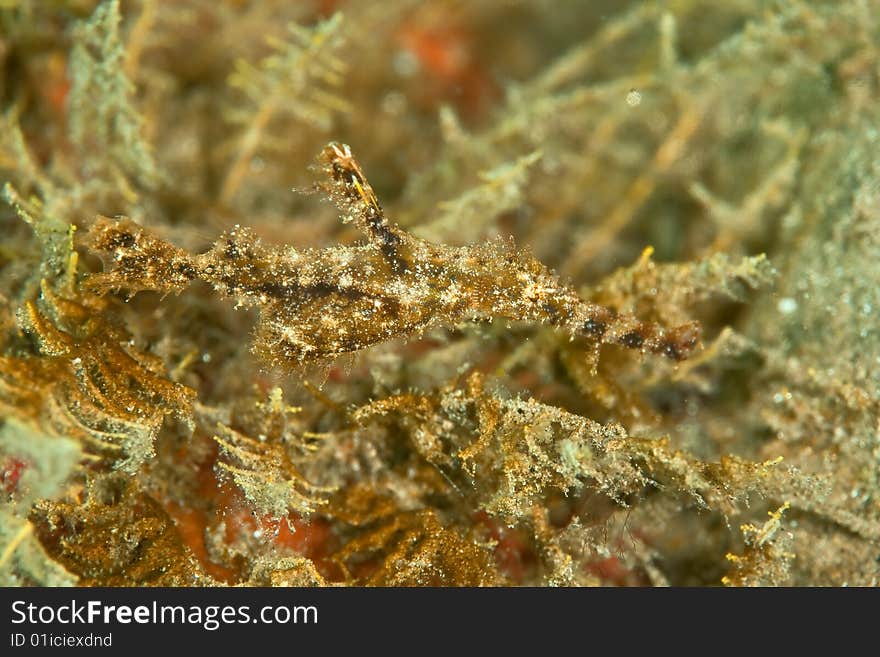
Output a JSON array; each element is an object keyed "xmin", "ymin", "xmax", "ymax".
[
  {"xmin": 357, "ymin": 371, "xmax": 785, "ymax": 524},
  {"xmin": 68, "ymin": 0, "xmax": 161, "ymax": 191},
  {"xmin": 213, "ymin": 387, "xmax": 333, "ymax": 518},
  {"xmin": 2, "ymin": 183, "xmax": 74, "ymax": 287},
  {"xmin": 722, "ymin": 502, "xmax": 794, "ymax": 586},
  {"xmin": 30, "ymin": 473, "xmax": 211, "ymax": 586},
  {"xmin": 220, "ymin": 13, "xmax": 350, "ymax": 203},
  {"xmin": 329, "ymin": 485, "xmax": 499, "ymax": 586},
  {"xmin": 9, "ymin": 281, "xmax": 194, "ymax": 472}
]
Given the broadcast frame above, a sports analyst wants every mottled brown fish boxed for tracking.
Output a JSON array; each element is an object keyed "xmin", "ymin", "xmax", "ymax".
[{"xmin": 86, "ymin": 143, "xmax": 700, "ymax": 368}]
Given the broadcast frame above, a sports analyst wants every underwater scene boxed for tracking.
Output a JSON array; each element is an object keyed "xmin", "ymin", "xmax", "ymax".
[{"xmin": 1, "ymin": 0, "xmax": 878, "ymax": 586}]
